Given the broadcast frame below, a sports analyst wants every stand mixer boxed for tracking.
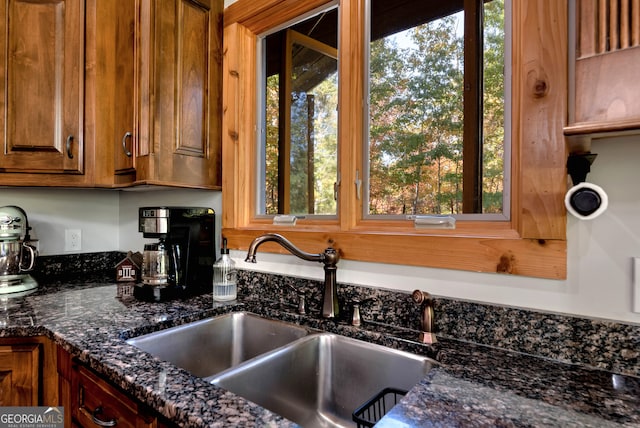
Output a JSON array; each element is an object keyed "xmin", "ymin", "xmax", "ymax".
[{"xmin": 0, "ymin": 206, "xmax": 38, "ymax": 294}]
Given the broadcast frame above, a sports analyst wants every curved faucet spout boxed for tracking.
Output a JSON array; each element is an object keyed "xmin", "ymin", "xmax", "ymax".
[
  {"xmin": 245, "ymin": 233, "xmax": 340, "ymax": 318},
  {"xmin": 245, "ymin": 233, "xmax": 326, "ymax": 264}
]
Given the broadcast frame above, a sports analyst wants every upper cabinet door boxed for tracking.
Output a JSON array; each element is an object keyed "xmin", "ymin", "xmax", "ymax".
[
  {"xmin": 113, "ymin": 0, "xmax": 136, "ymax": 177},
  {"xmin": 87, "ymin": 0, "xmax": 137, "ymax": 187},
  {"xmin": 136, "ymin": 0, "xmax": 222, "ymax": 189},
  {"xmin": 0, "ymin": 0, "xmax": 84, "ymax": 174},
  {"xmin": 566, "ymin": 0, "xmax": 640, "ymax": 138}
]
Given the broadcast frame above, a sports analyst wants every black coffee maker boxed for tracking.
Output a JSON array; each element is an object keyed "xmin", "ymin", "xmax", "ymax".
[{"xmin": 134, "ymin": 207, "xmax": 215, "ymax": 302}]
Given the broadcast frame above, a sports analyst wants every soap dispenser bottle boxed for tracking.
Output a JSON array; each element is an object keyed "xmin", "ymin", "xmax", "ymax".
[{"xmin": 213, "ymin": 238, "xmax": 237, "ymax": 301}]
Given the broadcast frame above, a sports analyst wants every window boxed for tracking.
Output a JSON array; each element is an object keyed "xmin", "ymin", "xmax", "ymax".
[
  {"xmin": 366, "ymin": 0, "xmax": 508, "ymax": 219},
  {"xmin": 223, "ymin": 0, "xmax": 568, "ymax": 279},
  {"xmin": 259, "ymin": 7, "xmax": 339, "ymax": 217}
]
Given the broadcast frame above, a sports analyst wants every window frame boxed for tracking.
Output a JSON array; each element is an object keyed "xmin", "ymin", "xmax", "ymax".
[{"xmin": 222, "ymin": 0, "xmax": 568, "ymax": 279}]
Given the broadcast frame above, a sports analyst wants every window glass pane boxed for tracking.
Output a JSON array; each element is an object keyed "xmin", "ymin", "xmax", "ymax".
[
  {"xmin": 259, "ymin": 9, "xmax": 339, "ymax": 217},
  {"xmin": 367, "ymin": 0, "xmax": 506, "ymax": 217},
  {"xmin": 265, "ymin": 74, "xmax": 280, "ymax": 214},
  {"xmin": 290, "ymin": 42, "xmax": 338, "ymax": 215},
  {"xmin": 482, "ymin": 0, "xmax": 505, "ymax": 214}
]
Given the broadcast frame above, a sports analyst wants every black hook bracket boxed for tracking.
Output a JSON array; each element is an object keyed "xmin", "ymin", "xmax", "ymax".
[{"xmin": 567, "ymin": 153, "xmax": 598, "ymax": 185}]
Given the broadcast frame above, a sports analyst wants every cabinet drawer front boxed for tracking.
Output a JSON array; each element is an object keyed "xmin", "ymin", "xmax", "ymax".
[{"xmin": 74, "ymin": 366, "xmax": 138, "ymax": 428}]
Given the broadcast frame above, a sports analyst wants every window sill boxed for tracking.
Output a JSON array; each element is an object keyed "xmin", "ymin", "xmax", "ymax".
[{"xmin": 223, "ymin": 227, "xmax": 567, "ymax": 279}]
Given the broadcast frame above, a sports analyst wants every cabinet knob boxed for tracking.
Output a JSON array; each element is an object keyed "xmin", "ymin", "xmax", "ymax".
[
  {"xmin": 121, "ymin": 132, "xmax": 132, "ymax": 157},
  {"xmin": 66, "ymin": 135, "xmax": 74, "ymax": 159}
]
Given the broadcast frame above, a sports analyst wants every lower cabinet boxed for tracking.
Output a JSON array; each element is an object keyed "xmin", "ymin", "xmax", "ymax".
[
  {"xmin": 0, "ymin": 337, "xmax": 58, "ymax": 406},
  {"xmin": 57, "ymin": 346, "xmax": 171, "ymax": 428},
  {"xmin": 0, "ymin": 337, "xmax": 174, "ymax": 426}
]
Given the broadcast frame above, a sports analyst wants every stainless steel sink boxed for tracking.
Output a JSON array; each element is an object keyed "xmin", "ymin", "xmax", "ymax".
[
  {"xmin": 211, "ymin": 333, "xmax": 435, "ymax": 428},
  {"xmin": 126, "ymin": 311, "xmax": 310, "ymax": 378}
]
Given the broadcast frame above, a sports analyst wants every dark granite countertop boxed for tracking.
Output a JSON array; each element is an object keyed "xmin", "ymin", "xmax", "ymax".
[{"xmin": 0, "ymin": 275, "xmax": 638, "ymax": 427}]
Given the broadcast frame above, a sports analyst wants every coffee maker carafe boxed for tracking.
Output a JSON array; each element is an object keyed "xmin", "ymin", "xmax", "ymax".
[
  {"xmin": 0, "ymin": 206, "xmax": 38, "ymax": 294},
  {"xmin": 135, "ymin": 207, "xmax": 215, "ymax": 302},
  {"xmin": 141, "ymin": 240, "xmax": 175, "ymax": 286}
]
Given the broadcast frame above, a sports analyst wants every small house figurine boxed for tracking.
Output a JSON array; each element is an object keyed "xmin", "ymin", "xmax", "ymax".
[{"xmin": 115, "ymin": 251, "xmax": 143, "ymax": 282}]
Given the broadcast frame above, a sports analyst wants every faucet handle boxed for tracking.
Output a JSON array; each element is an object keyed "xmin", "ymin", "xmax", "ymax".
[
  {"xmin": 351, "ymin": 303, "xmax": 362, "ymax": 327},
  {"xmin": 350, "ymin": 298, "xmax": 374, "ymax": 327},
  {"xmin": 296, "ymin": 294, "xmax": 307, "ymax": 315},
  {"xmin": 285, "ymin": 283, "xmax": 306, "ymax": 315}
]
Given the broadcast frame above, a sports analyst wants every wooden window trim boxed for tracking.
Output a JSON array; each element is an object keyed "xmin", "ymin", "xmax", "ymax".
[{"xmin": 222, "ymin": 0, "xmax": 568, "ymax": 279}]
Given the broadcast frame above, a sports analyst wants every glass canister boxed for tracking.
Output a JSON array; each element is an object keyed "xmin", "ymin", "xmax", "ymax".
[{"xmin": 212, "ymin": 238, "xmax": 236, "ymax": 301}]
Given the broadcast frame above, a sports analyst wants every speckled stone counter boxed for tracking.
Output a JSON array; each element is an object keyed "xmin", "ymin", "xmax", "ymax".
[{"xmin": 1, "ymin": 267, "xmax": 639, "ymax": 427}]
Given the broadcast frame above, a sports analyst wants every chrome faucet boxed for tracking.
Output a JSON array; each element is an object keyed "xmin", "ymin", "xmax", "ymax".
[
  {"xmin": 245, "ymin": 233, "xmax": 340, "ymax": 318},
  {"xmin": 412, "ymin": 290, "xmax": 437, "ymax": 344}
]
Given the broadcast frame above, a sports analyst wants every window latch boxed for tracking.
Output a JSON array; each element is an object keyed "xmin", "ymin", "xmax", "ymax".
[
  {"xmin": 410, "ymin": 215, "xmax": 456, "ymax": 229},
  {"xmin": 273, "ymin": 215, "xmax": 297, "ymax": 226},
  {"xmin": 355, "ymin": 170, "xmax": 362, "ymax": 200}
]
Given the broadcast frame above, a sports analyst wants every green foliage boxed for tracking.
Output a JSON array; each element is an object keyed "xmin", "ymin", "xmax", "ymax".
[
  {"xmin": 368, "ymin": 1, "xmax": 505, "ymax": 215},
  {"xmin": 265, "ymin": 75, "xmax": 280, "ymax": 215},
  {"xmin": 264, "ymin": 62, "xmax": 338, "ymax": 215},
  {"xmin": 263, "ymin": 1, "xmax": 505, "ymax": 217}
]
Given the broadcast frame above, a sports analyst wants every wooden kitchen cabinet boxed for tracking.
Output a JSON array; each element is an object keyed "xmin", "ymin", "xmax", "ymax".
[
  {"xmin": 88, "ymin": 0, "xmax": 138, "ymax": 187},
  {"xmin": 134, "ymin": 0, "xmax": 223, "ymax": 189},
  {"xmin": 0, "ymin": 0, "xmax": 89, "ymax": 185},
  {"xmin": 0, "ymin": 336, "xmax": 58, "ymax": 406},
  {"xmin": 89, "ymin": 0, "xmax": 223, "ymax": 189},
  {"xmin": 57, "ymin": 346, "xmax": 167, "ymax": 428},
  {"xmin": 565, "ymin": 0, "xmax": 640, "ymax": 140},
  {"xmin": 0, "ymin": 0, "xmax": 223, "ymax": 190}
]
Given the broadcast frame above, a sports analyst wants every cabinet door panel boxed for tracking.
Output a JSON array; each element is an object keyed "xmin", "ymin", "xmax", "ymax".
[
  {"xmin": 0, "ymin": 0, "xmax": 84, "ymax": 173},
  {"xmin": 0, "ymin": 0, "xmax": 83, "ymax": 174},
  {"xmin": 566, "ymin": 0, "xmax": 640, "ymax": 135},
  {"xmin": 176, "ymin": 1, "xmax": 209, "ymax": 157},
  {"xmin": 136, "ymin": 0, "xmax": 222, "ymax": 188},
  {"xmin": 0, "ymin": 344, "xmax": 39, "ymax": 406},
  {"xmin": 113, "ymin": 0, "xmax": 136, "ymax": 175}
]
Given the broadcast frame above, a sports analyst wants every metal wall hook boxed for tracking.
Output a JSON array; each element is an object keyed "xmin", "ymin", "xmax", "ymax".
[{"xmin": 567, "ymin": 153, "xmax": 597, "ymax": 185}]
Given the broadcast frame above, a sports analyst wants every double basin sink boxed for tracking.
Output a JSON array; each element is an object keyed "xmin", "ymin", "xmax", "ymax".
[{"xmin": 127, "ymin": 312, "xmax": 435, "ymax": 427}]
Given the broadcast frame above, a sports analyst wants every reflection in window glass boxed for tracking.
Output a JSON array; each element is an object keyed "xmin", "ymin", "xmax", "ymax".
[
  {"xmin": 367, "ymin": 0, "xmax": 506, "ymax": 216},
  {"xmin": 289, "ymin": 42, "xmax": 338, "ymax": 215},
  {"xmin": 260, "ymin": 9, "xmax": 339, "ymax": 216}
]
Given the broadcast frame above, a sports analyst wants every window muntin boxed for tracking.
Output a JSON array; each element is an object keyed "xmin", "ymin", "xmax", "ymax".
[{"xmin": 364, "ymin": 0, "xmax": 509, "ymax": 220}]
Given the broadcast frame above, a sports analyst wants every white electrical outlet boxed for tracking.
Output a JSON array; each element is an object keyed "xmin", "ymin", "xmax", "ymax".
[
  {"xmin": 634, "ymin": 258, "xmax": 640, "ymax": 314},
  {"xmin": 65, "ymin": 229, "xmax": 82, "ymax": 252}
]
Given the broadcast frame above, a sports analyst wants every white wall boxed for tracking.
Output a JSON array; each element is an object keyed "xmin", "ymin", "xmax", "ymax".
[
  {"xmin": 0, "ymin": 189, "xmax": 120, "ymax": 255},
  {"xmin": 0, "ymin": 188, "xmax": 221, "ymax": 256},
  {"xmin": 1, "ymin": 136, "xmax": 639, "ymax": 324}
]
